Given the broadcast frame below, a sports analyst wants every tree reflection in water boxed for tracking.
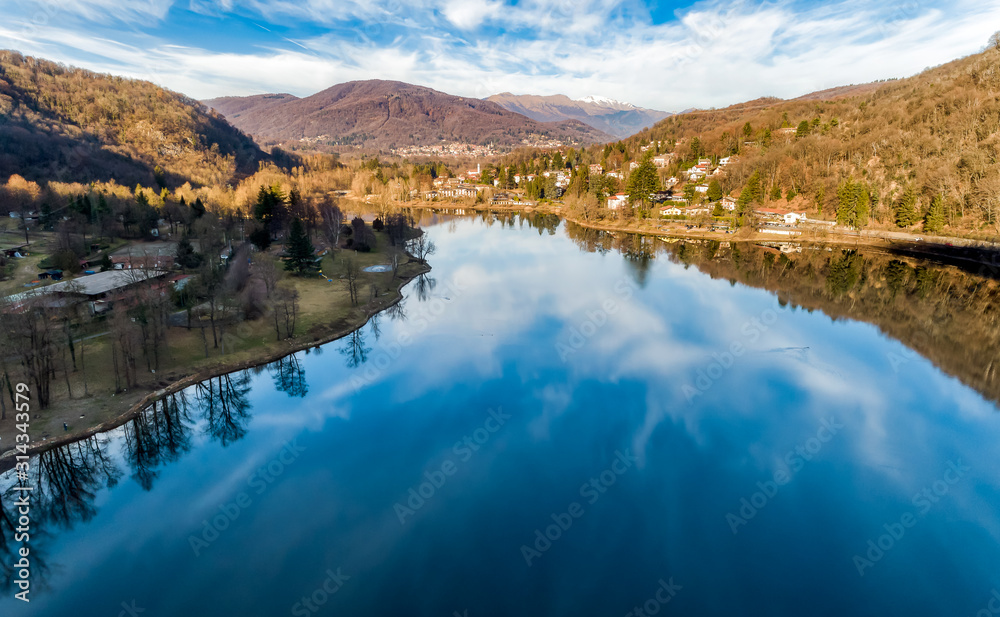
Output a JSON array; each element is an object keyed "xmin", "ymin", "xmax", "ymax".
[
  {"xmin": 414, "ymin": 274, "xmax": 436, "ymax": 301},
  {"xmin": 124, "ymin": 392, "xmax": 193, "ymax": 490},
  {"xmin": 1, "ymin": 434, "xmax": 121, "ymax": 593},
  {"xmin": 197, "ymin": 372, "xmax": 253, "ymax": 447},
  {"xmin": 339, "ymin": 329, "xmax": 371, "ymax": 369},
  {"xmin": 269, "ymin": 354, "xmax": 308, "ymax": 398},
  {"xmin": 385, "ymin": 299, "xmax": 407, "ymax": 322}
]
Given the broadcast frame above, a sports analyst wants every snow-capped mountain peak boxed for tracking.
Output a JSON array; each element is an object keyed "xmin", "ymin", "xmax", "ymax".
[{"xmin": 578, "ymin": 95, "xmax": 638, "ymax": 110}]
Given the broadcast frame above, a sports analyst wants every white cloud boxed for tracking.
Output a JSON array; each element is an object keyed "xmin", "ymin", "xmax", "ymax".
[{"xmin": 0, "ymin": 0, "xmax": 998, "ymax": 110}]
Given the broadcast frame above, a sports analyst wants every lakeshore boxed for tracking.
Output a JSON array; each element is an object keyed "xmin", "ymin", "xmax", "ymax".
[{"xmin": 0, "ymin": 237, "xmax": 430, "ymax": 464}]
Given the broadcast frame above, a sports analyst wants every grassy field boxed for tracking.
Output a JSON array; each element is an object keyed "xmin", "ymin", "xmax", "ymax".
[{"xmin": 0, "ymin": 229, "xmax": 427, "ymax": 456}]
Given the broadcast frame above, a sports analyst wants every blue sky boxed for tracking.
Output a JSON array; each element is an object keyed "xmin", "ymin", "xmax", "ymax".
[{"xmin": 1, "ymin": 0, "xmax": 999, "ymax": 110}]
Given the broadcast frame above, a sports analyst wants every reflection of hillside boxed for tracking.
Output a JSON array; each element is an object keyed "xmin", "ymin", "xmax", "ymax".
[{"xmin": 565, "ymin": 222, "xmax": 1000, "ymax": 408}]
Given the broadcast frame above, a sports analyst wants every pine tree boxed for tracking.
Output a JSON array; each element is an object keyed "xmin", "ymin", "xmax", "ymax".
[
  {"xmin": 770, "ymin": 184, "xmax": 782, "ymax": 201},
  {"xmin": 835, "ymin": 180, "xmax": 871, "ymax": 229},
  {"xmin": 894, "ymin": 186, "xmax": 919, "ymax": 228},
  {"xmin": 626, "ymin": 155, "xmax": 660, "ymax": 207},
  {"xmin": 283, "ymin": 218, "xmax": 318, "ymax": 276},
  {"xmin": 176, "ymin": 236, "xmax": 203, "ymax": 269},
  {"xmin": 796, "ymin": 120, "xmax": 811, "ymax": 138},
  {"xmin": 923, "ymin": 194, "xmax": 946, "ymax": 233},
  {"xmin": 737, "ymin": 171, "xmax": 762, "ymax": 208},
  {"xmin": 707, "ymin": 179, "xmax": 723, "ymax": 202}
]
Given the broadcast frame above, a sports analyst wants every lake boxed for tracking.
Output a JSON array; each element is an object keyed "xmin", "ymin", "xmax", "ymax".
[{"xmin": 2, "ymin": 213, "xmax": 999, "ymax": 616}]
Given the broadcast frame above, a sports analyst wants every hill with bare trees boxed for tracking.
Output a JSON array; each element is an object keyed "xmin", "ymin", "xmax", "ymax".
[{"xmin": 0, "ymin": 50, "xmax": 268, "ymax": 188}]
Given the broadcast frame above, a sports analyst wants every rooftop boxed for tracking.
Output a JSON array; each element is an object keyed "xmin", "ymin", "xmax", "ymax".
[{"xmin": 44, "ymin": 269, "xmax": 167, "ymax": 297}]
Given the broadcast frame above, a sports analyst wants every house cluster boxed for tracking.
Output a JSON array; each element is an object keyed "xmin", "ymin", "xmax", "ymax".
[
  {"xmin": 392, "ymin": 142, "xmax": 500, "ymax": 158},
  {"xmin": 424, "ymin": 177, "xmax": 489, "ymax": 200},
  {"xmin": 659, "ymin": 195, "xmax": 738, "ymax": 218},
  {"xmin": 684, "ymin": 156, "xmax": 736, "ymax": 182},
  {"xmin": 660, "ymin": 204, "xmax": 712, "ymax": 217}
]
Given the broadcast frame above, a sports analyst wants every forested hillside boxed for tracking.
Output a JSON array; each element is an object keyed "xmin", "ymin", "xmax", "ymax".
[
  {"xmin": 630, "ymin": 43, "xmax": 1000, "ymax": 234},
  {"xmin": 0, "ymin": 50, "xmax": 267, "ymax": 188}
]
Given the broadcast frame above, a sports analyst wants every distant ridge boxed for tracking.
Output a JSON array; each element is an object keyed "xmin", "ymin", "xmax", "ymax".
[
  {"xmin": 205, "ymin": 81, "xmax": 613, "ymax": 151},
  {"xmin": 485, "ymin": 93, "xmax": 671, "ymax": 138}
]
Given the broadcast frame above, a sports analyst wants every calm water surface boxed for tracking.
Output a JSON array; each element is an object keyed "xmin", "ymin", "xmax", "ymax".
[{"xmin": 2, "ymin": 215, "xmax": 999, "ymax": 616}]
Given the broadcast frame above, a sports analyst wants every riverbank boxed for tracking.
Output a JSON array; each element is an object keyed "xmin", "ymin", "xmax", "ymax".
[{"xmin": 0, "ymin": 254, "xmax": 430, "ymax": 465}]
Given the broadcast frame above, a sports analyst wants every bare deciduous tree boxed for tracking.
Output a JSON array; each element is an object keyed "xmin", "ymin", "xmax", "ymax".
[
  {"xmin": 344, "ymin": 255, "xmax": 360, "ymax": 306},
  {"xmin": 406, "ymin": 233, "xmax": 435, "ymax": 264}
]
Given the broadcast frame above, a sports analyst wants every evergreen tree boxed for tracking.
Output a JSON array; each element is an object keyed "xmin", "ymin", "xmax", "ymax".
[
  {"xmin": 737, "ymin": 171, "xmax": 762, "ymax": 208},
  {"xmin": 796, "ymin": 120, "xmax": 811, "ymax": 138},
  {"xmin": 770, "ymin": 184, "xmax": 782, "ymax": 201},
  {"xmin": 835, "ymin": 180, "xmax": 870, "ymax": 229},
  {"xmin": 742, "ymin": 122, "xmax": 753, "ymax": 139},
  {"xmin": 707, "ymin": 179, "xmax": 723, "ymax": 202},
  {"xmin": 894, "ymin": 186, "xmax": 919, "ymax": 228},
  {"xmin": 923, "ymin": 194, "xmax": 946, "ymax": 233},
  {"xmin": 176, "ymin": 236, "xmax": 203, "ymax": 269},
  {"xmin": 282, "ymin": 218, "xmax": 318, "ymax": 276},
  {"xmin": 626, "ymin": 155, "xmax": 660, "ymax": 208}
]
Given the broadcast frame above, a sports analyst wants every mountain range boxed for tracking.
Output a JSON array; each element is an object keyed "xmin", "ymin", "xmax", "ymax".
[
  {"xmin": 205, "ymin": 81, "xmax": 614, "ymax": 151},
  {"xmin": 485, "ymin": 93, "xmax": 671, "ymax": 138}
]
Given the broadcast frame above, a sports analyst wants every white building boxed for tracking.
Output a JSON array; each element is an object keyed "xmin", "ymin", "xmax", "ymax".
[{"xmin": 607, "ymin": 194, "xmax": 629, "ymax": 210}]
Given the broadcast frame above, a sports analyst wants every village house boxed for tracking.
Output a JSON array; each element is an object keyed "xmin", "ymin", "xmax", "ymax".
[
  {"xmin": 721, "ymin": 196, "xmax": 737, "ymax": 211},
  {"xmin": 653, "ymin": 154, "xmax": 674, "ymax": 168},
  {"xmin": 607, "ymin": 194, "xmax": 629, "ymax": 210},
  {"xmin": 588, "ymin": 164, "xmax": 604, "ymax": 175},
  {"xmin": 661, "ymin": 205, "xmax": 685, "ymax": 216},
  {"xmin": 440, "ymin": 186, "xmax": 481, "ymax": 199},
  {"xmin": 755, "ymin": 207, "xmax": 786, "ymax": 221},
  {"xmin": 11, "ymin": 269, "xmax": 170, "ymax": 314},
  {"xmin": 784, "ymin": 211, "xmax": 808, "ymax": 225},
  {"xmin": 491, "ymin": 193, "xmax": 519, "ymax": 206},
  {"xmin": 754, "ymin": 207, "xmax": 808, "ymax": 225}
]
